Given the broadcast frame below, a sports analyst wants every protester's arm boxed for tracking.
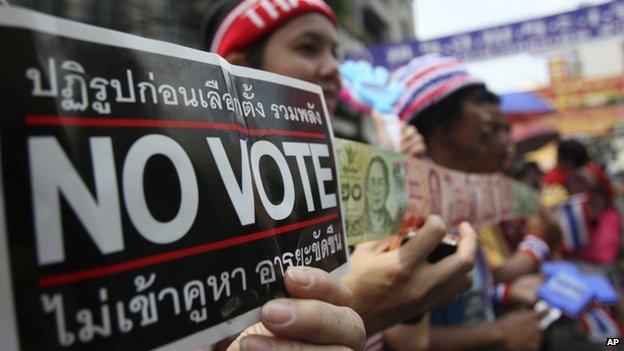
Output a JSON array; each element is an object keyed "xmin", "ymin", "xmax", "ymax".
[
  {"xmin": 343, "ymin": 217, "xmax": 477, "ymax": 333},
  {"xmin": 428, "ymin": 324, "xmax": 502, "ymax": 351},
  {"xmin": 493, "ymin": 250, "xmax": 539, "ymax": 283},
  {"xmin": 495, "ymin": 212, "xmax": 559, "ymax": 283},
  {"xmin": 384, "ymin": 315, "xmax": 430, "ymax": 351},
  {"xmin": 505, "ymin": 273, "xmax": 542, "ymax": 306},
  {"xmin": 428, "ymin": 310, "xmax": 546, "ymax": 351},
  {"xmin": 224, "ymin": 266, "xmax": 366, "ymax": 351}
]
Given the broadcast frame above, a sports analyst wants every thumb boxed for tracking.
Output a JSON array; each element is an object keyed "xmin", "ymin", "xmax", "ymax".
[{"xmin": 398, "ymin": 215, "xmax": 446, "ymax": 267}]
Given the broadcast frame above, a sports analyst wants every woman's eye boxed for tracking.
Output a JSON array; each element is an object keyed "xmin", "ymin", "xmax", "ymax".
[{"xmin": 296, "ymin": 43, "xmax": 318, "ymax": 55}]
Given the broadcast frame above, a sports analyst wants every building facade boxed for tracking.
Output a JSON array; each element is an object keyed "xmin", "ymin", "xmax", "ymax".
[
  {"xmin": 11, "ymin": 0, "xmax": 415, "ymax": 55},
  {"xmin": 336, "ymin": 0, "xmax": 415, "ymax": 54}
]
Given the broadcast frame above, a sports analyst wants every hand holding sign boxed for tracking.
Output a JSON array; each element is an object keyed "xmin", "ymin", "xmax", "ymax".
[
  {"xmin": 225, "ymin": 267, "xmax": 365, "ymax": 351},
  {"xmin": 342, "ymin": 217, "xmax": 477, "ymax": 333}
]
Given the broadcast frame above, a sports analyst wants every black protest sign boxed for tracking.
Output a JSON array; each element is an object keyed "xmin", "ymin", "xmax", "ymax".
[{"xmin": 0, "ymin": 8, "xmax": 348, "ymax": 350}]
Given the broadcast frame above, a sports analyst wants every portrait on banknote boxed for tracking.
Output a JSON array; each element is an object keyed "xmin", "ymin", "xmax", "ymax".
[
  {"xmin": 338, "ymin": 140, "xmax": 406, "ymax": 243},
  {"xmin": 427, "ymin": 168, "xmax": 443, "ymax": 216},
  {"xmin": 447, "ymin": 170, "xmax": 469, "ymax": 226},
  {"xmin": 351, "ymin": 156, "xmax": 394, "ymax": 236},
  {"xmin": 403, "ymin": 158, "xmax": 430, "ymax": 231}
]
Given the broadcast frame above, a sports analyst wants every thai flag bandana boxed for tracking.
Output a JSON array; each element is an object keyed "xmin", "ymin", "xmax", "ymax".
[
  {"xmin": 557, "ymin": 194, "xmax": 590, "ymax": 251},
  {"xmin": 211, "ymin": 0, "xmax": 337, "ymax": 57},
  {"xmin": 390, "ymin": 54, "xmax": 484, "ymax": 122}
]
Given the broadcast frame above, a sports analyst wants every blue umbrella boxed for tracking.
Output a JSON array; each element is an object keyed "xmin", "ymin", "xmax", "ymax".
[{"xmin": 500, "ymin": 91, "xmax": 554, "ymax": 117}]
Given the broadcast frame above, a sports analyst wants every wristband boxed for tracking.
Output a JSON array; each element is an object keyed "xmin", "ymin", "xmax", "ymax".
[
  {"xmin": 518, "ymin": 234, "xmax": 550, "ymax": 263},
  {"xmin": 493, "ymin": 282, "xmax": 511, "ymax": 305}
]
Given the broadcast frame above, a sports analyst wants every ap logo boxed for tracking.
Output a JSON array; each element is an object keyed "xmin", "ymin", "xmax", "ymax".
[{"xmin": 606, "ymin": 337, "xmax": 620, "ymax": 346}]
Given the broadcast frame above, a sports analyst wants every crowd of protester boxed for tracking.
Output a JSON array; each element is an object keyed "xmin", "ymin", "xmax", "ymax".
[{"xmin": 199, "ymin": 1, "xmax": 622, "ymax": 350}]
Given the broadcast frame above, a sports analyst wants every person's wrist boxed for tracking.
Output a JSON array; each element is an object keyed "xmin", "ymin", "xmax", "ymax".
[
  {"xmin": 518, "ymin": 234, "xmax": 550, "ymax": 263},
  {"xmin": 494, "ymin": 283, "xmax": 511, "ymax": 306},
  {"xmin": 487, "ymin": 320, "xmax": 506, "ymax": 348},
  {"xmin": 341, "ymin": 275, "xmax": 375, "ymax": 334}
]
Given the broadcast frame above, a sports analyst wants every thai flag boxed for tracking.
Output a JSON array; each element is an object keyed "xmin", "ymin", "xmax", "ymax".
[
  {"xmin": 557, "ymin": 194, "xmax": 590, "ymax": 251},
  {"xmin": 581, "ymin": 307, "xmax": 622, "ymax": 342}
]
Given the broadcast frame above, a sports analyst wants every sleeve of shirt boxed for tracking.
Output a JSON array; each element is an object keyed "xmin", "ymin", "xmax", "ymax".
[{"xmin": 479, "ymin": 224, "xmax": 507, "ymax": 270}]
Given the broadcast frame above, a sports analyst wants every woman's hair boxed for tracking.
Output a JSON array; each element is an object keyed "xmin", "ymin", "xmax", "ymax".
[
  {"xmin": 200, "ymin": 0, "xmax": 268, "ymax": 68},
  {"xmin": 413, "ymin": 85, "xmax": 484, "ymax": 142},
  {"xmin": 558, "ymin": 139, "xmax": 590, "ymax": 168}
]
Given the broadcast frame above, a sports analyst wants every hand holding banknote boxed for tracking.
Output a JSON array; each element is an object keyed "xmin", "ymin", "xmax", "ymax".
[
  {"xmin": 342, "ymin": 216, "xmax": 477, "ymax": 333},
  {"xmin": 400, "ymin": 122, "xmax": 426, "ymax": 158}
]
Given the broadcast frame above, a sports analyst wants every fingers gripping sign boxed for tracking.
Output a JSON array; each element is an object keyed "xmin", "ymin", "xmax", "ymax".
[{"xmin": 227, "ymin": 267, "xmax": 365, "ymax": 351}]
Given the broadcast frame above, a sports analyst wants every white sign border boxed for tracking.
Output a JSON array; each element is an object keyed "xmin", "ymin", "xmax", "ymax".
[{"xmin": 0, "ymin": 132, "xmax": 19, "ymax": 351}]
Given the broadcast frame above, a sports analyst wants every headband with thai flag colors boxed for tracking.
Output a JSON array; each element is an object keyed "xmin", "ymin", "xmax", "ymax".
[
  {"xmin": 211, "ymin": 0, "xmax": 337, "ymax": 57},
  {"xmin": 391, "ymin": 54, "xmax": 484, "ymax": 122}
]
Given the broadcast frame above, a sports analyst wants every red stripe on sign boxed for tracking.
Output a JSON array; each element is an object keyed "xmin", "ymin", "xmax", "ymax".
[
  {"xmin": 25, "ymin": 115, "xmax": 327, "ymax": 140},
  {"xmin": 38, "ymin": 212, "xmax": 339, "ymax": 288}
]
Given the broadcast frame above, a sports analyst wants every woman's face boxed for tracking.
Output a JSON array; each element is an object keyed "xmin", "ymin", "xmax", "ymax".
[{"xmin": 260, "ymin": 13, "xmax": 341, "ymax": 113}]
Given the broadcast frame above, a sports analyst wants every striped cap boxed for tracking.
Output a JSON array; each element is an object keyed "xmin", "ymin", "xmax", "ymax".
[{"xmin": 391, "ymin": 54, "xmax": 484, "ymax": 122}]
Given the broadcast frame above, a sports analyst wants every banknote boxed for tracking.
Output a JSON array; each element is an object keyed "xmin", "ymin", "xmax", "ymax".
[
  {"xmin": 495, "ymin": 174, "xmax": 514, "ymax": 220},
  {"xmin": 511, "ymin": 180, "xmax": 541, "ymax": 218},
  {"xmin": 336, "ymin": 139, "xmax": 407, "ymax": 245},
  {"xmin": 336, "ymin": 139, "xmax": 542, "ymax": 245},
  {"xmin": 406, "ymin": 159, "xmax": 468, "ymax": 227}
]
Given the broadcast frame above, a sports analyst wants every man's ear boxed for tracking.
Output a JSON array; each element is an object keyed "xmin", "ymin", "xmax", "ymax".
[{"xmin": 224, "ymin": 51, "xmax": 248, "ymax": 66}]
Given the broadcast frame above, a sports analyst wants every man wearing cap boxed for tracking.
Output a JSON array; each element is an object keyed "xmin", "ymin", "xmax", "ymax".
[{"xmin": 384, "ymin": 54, "xmax": 546, "ymax": 351}]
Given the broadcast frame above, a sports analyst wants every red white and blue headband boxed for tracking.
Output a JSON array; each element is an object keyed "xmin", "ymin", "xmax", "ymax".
[
  {"xmin": 211, "ymin": 0, "xmax": 337, "ymax": 57},
  {"xmin": 391, "ymin": 54, "xmax": 484, "ymax": 122}
]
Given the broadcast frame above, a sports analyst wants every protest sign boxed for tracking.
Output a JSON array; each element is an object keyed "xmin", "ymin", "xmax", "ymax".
[
  {"xmin": 539, "ymin": 261, "xmax": 620, "ymax": 316},
  {"xmin": 0, "ymin": 7, "xmax": 348, "ymax": 350},
  {"xmin": 537, "ymin": 271, "xmax": 594, "ymax": 317}
]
